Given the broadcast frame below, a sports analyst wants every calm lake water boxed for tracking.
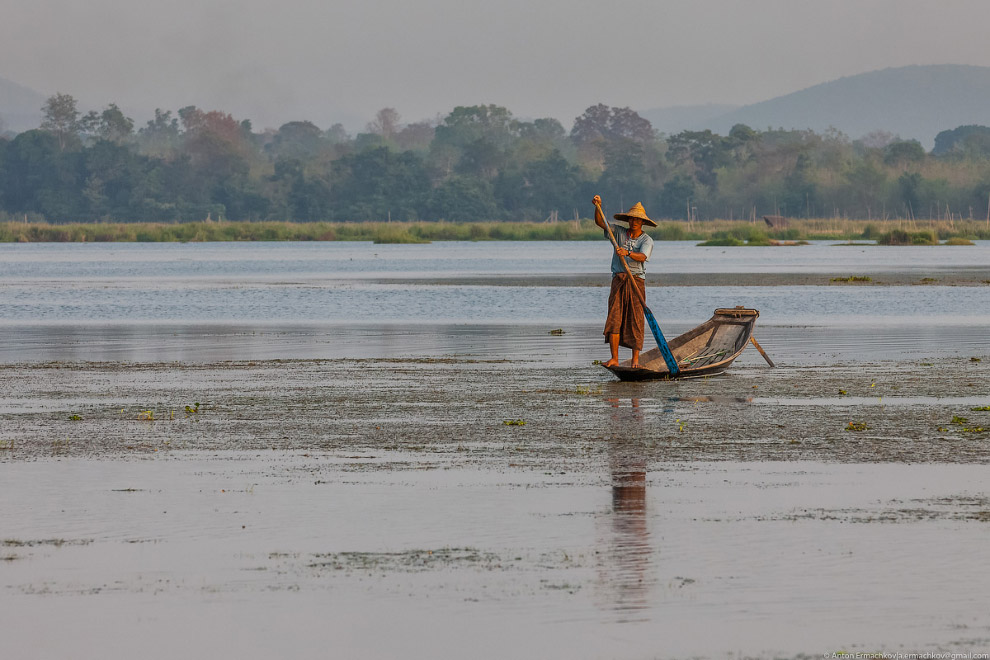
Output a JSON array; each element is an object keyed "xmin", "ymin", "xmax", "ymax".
[{"xmin": 1, "ymin": 240, "xmax": 988, "ymax": 362}]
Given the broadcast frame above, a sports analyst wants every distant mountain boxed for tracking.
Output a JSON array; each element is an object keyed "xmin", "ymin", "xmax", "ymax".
[
  {"xmin": 696, "ymin": 65, "xmax": 990, "ymax": 149},
  {"xmin": 0, "ymin": 76, "xmax": 46, "ymax": 133},
  {"xmin": 639, "ymin": 103, "xmax": 739, "ymax": 136}
]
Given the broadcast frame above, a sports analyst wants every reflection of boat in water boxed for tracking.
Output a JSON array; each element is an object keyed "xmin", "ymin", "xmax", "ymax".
[{"xmin": 605, "ymin": 307, "xmax": 761, "ymax": 381}]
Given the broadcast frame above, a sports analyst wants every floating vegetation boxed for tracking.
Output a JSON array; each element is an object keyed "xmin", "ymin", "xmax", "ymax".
[
  {"xmin": 502, "ymin": 419, "xmax": 526, "ymax": 426},
  {"xmin": 971, "ymin": 406, "xmax": 990, "ymax": 411},
  {"xmin": 184, "ymin": 402, "xmax": 201, "ymax": 414},
  {"xmin": 0, "ymin": 439, "xmax": 13, "ymax": 451},
  {"xmin": 698, "ymin": 236, "xmax": 745, "ymax": 247},
  {"xmin": 371, "ymin": 225, "xmax": 431, "ymax": 244},
  {"xmin": 309, "ymin": 547, "xmax": 501, "ymax": 572},
  {"xmin": 830, "ymin": 276, "xmax": 872, "ymax": 283},
  {"xmin": 591, "ymin": 359, "xmax": 602, "ymax": 366},
  {"xmin": 944, "ymin": 237, "xmax": 975, "ymax": 245},
  {"xmin": 971, "ymin": 357, "xmax": 982, "ymax": 362},
  {"xmin": 875, "ymin": 229, "xmax": 938, "ymax": 246},
  {"xmin": 138, "ymin": 410, "xmax": 155, "ymax": 421},
  {"xmin": 574, "ymin": 385, "xmax": 602, "ymax": 396},
  {"xmin": 548, "ymin": 328, "xmax": 565, "ymax": 336},
  {"xmin": 2, "ymin": 538, "xmax": 92, "ymax": 548},
  {"xmin": 68, "ymin": 414, "xmax": 82, "ymax": 421},
  {"xmin": 951, "ymin": 416, "xmax": 969, "ymax": 425},
  {"xmin": 838, "ymin": 390, "xmax": 848, "ymax": 395},
  {"xmin": 846, "ymin": 421, "xmax": 868, "ymax": 431}
]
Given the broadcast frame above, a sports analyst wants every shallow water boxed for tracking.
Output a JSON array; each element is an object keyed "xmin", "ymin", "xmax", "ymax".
[
  {"xmin": 3, "ymin": 240, "xmax": 989, "ymax": 658},
  {"xmin": 2, "ymin": 456, "xmax": 989, "ymax": 659},
  {"xmin": 1, "ymin": 240, "xmax": 988, "ymax": 364},
  {"xmin": 0, "ymin": 321, "xmax": 986, "ymax": 366},
  {"xmin": 3, "ymin": 239, "xmax": 990, "ymax": 278},
  {"xmin": 2, "ymin": 280, "xmax": 989, "ymax": 326}
]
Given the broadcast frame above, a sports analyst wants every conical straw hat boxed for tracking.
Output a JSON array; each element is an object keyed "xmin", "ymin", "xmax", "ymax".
[{"xmin": 614, "ymin": 202, "xmax": 657, "ymax": 227}]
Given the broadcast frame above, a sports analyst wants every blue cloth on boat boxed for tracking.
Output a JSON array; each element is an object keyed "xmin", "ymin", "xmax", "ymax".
[{"xmin": 607, "ymin": 225, "xmax": 653, "ymax": 279}]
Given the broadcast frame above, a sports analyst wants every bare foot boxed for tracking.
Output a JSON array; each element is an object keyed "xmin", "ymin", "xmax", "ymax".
[
  {"xmin": 603, "ymin": 358, "xmax": 619, "ymax": 367},
  {"xmin": 630, "ymin": 362, "xmax": 640, "ymax": 369}
]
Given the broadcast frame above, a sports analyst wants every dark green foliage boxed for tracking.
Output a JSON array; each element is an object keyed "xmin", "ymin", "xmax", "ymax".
[
  {"xmin": 884, "ymin": 140, "xmax": 925, "ymax": 165},
  {"xmin": 875, "ymin": 229, "xmax": 938, "ymax": 245},
  {"xmin": 4, "ymin": 94, "xmax": 990, "ymax": 226},
  {"xmin": 427, "ymin": 176, "xmax": 498, "ymax": 222},
  {"xmin": 331, "ymin": 148, "xmax": 430, "ymax": 221},
  {"xmin": 495, "ymin": 151, "xmax": 582, "ymax": 221},
  {"xmin": 657, "ymin": 174, "xmax": 696, "ymax": 219},
  {"xmin": 933, "ymin": 125, "xmax": 990, "ymax": 158}
]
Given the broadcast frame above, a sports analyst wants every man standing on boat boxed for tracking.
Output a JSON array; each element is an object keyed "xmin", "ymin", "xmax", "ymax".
[{"xmin": 593, "ymin": 195, "xmax": 657, "ymax": 368}]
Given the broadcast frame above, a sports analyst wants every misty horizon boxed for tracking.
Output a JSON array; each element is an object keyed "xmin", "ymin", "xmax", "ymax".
[{"xmin": 3, "ymin": 0, "xmax": 990, "ymax": 133}]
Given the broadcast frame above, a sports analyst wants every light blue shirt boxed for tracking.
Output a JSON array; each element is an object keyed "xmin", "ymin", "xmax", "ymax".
[{"xmin": 608, "ymin": 224, "xmax": 653, "ymax": 279}]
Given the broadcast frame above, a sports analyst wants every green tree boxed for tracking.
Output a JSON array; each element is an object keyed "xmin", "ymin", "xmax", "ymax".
[
  {"xmin": 40, "ymin": 92, "xmax": 83, "ymax": 151},
  {"xmin": 137, "ymin": 109, "xmax": 181, "ymax": 158},
  {"xmin": 427, "ymin": 176, "xmax": 498, "ymax": 221},
  {"xmin": 495, "ymin": 150, "xmax": 583, "ymax": 220},
  {"xmin": 667, "ymin": 130, "xmax": 731, "ymax": 188},
  {"xmin": 431, "ymin": 105, "xmax": 518, "ymax": 181},
  {"xmin": 883, "ymin": 140, "xmax": 925, "ymax": 166},
  {"xmin": 781, "ymin": 153, "xmax": 818, "ymax": 217},
  {"xmin": 897, "ymin": 172, "xmax": 922, "ymax": 218},
  {"xmin": 933, "ymin": 125, "xmax": 990, "ymax": 157},
  {"xmin": 570, "ymin": 104, "xmax": 655, "ymax": 172},
  {"xmin": 597, "ymin": 139, "xmax": 651, "ymax": 210},
  {"xmin": 81, "ymin": 139, "xmax": 144, "ymax": 219},
  {"xmin": 267, "ymin": 121, "xmax": 325, "ymax": 161},
  {"xmin": 657, "ymin": 173, "xmax": 696, "ymax": 219},
  {"xmin": 0, "ymin": 129, "xmax": 85, "ymax": 219},
  {"xmin": 331, "ymin": 147, "xmax": 429, "ymax": 221},
  {"xmin": 571, "ymin": 104, "xmax": 654, "ymax": 146}
]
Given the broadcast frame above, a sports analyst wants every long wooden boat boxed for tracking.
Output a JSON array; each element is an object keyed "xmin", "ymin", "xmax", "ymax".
[{"xmin": 605, "ymin": 307, "xmax": 760, "ymax": 381}]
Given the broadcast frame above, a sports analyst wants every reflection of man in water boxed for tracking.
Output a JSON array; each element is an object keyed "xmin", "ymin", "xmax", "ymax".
[{"xmin": 599, "ymin": 397, "xmax": 653, "ymax": 616}]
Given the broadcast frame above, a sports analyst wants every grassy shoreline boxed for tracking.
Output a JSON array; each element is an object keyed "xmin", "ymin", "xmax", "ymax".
[{"xmin": 1, "ymin": 218, "xmax": 989, "ymax": 243}]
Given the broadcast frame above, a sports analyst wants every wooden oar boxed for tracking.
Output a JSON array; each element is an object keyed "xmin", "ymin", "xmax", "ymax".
[
  {"xmin": 749, "ymin": 336, "xmax": 775, "ymax": 368},
  {"xmin": 595, "ymin": 200, "xmax": 679, "ymax": 375}
]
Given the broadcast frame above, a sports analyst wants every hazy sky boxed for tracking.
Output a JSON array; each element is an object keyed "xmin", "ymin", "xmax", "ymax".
[{"xmin": 4, "ymin": 0, "xmax": 990, "ymax": 131}]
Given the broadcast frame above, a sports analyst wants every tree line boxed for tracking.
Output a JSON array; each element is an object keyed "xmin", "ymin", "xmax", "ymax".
[{"xmin": 2, "ymin": 92, "xmax": 990, "ymax": 223}]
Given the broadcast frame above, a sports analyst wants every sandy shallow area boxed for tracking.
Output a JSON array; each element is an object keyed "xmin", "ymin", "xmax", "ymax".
[{"xmin": 2, "ymin": 352, "xmax": 990, "ymax": 658}]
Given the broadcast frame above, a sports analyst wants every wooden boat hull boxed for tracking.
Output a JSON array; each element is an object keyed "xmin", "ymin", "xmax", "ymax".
[{"xmin": 605, "ymin": 307, "xmax": 759, "ymax": 381}]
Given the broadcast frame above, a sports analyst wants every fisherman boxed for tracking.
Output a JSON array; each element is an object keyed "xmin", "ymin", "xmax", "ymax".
[{"xmin": 592, "ymin": 195, "xmax": 656, "ymax": 368}]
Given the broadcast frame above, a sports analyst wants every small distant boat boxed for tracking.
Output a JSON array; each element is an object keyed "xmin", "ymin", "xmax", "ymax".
[{"xmin": 605, "ymin": 307, "xmax": 762, "ymax": 381}]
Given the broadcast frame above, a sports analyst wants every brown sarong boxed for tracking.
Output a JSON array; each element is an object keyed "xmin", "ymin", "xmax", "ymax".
[{"xmin": 604, "ymin": 273, "xmax": 646, "ymax": 350}]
